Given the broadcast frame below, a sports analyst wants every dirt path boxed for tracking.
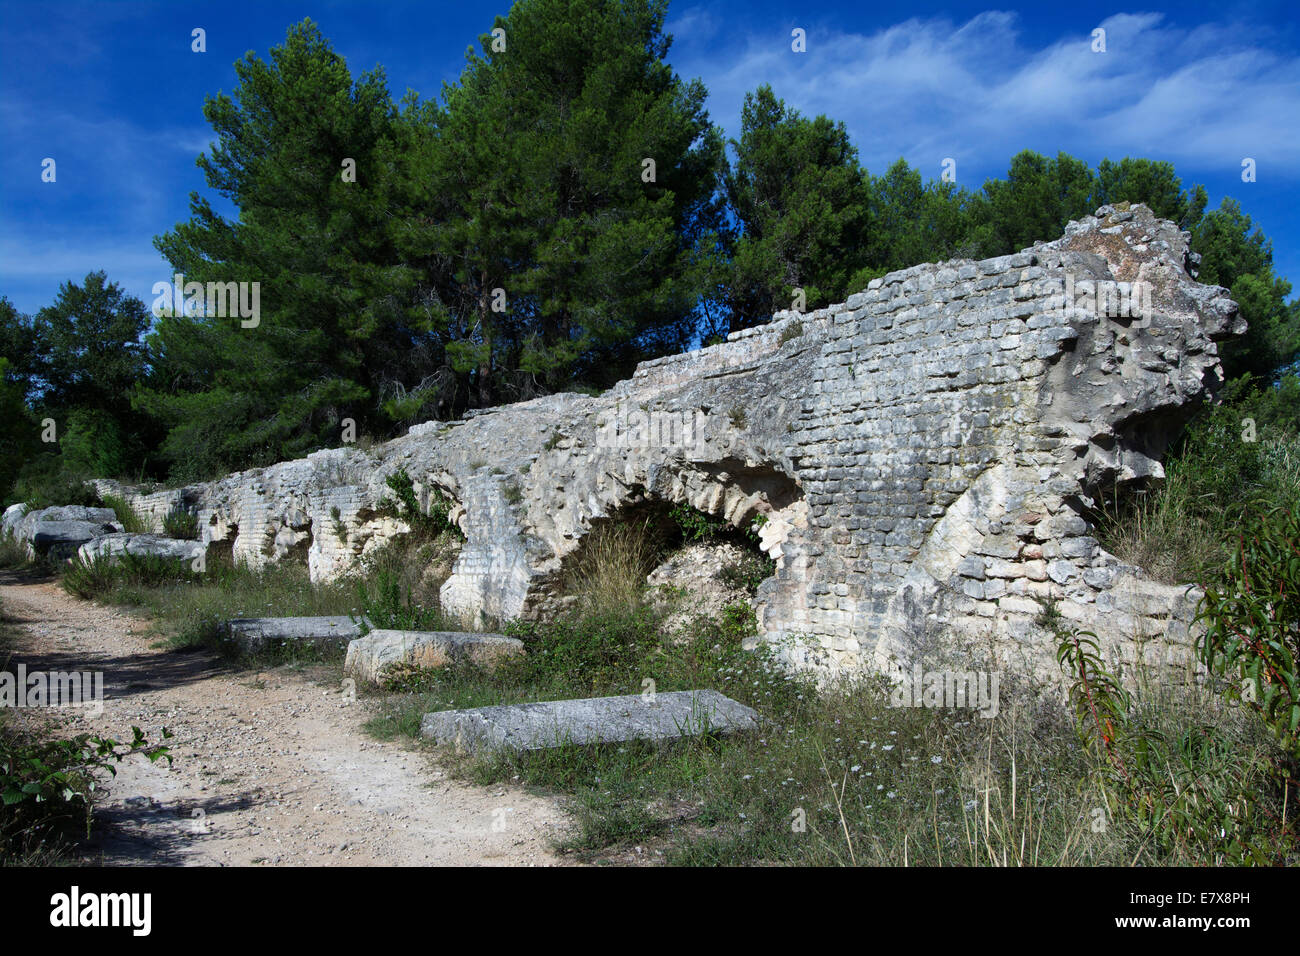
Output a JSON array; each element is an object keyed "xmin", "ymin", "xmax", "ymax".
[{"xmin": 0, "ymin": 572, "xmax": 570, "ymax": 866}]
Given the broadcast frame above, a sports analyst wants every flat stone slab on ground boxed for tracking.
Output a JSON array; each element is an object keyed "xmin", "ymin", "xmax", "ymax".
[
  {"xmin": 345, "ymin": 629, "xmax": 524, "ymax": 683},
  {"xmin": 421, "ymin": 689, "xmax": 761, "ymax": 753},
  {"xmin": 226, "ymin": 616, "xmax": 366, "ymax": 652}
]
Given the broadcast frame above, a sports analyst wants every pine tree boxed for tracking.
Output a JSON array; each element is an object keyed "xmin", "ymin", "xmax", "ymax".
[
  {"xmin": 724, "ymin": 84, "xmax": 873, "ymax": 327},
  {"xmin": 142, "ymin": 19, "xmax": 400, "ymax": 478},
  {"xmin": 414, "ymin": 0, "xmax": 726, "ymax": 400}
]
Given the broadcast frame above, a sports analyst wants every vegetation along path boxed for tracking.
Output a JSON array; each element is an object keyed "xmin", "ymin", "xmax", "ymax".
[{"xmin": 0, "ymin": 571, "xmax": 568, "ymax": 866}]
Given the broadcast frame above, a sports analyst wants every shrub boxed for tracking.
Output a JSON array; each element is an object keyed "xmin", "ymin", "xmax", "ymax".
[
  {"xmin": 1, "ymin": 724, "xmax": 172, "ymax": 859},
  {"xmin": 669, "ymin": 504, "xmax": 727, "ymax": 542},
  {"xmin": 354, "ymin": 565, "xmax": 445, "ymax": 633},
  {"xmin": 9, "ymin": 463, "xmax": 100, "ymax": 510},
  {"xmin": 1196, "ymin": 503, "xmax": 1300, "ymax": 759},
  {"xmin": 162, "ymin": 507, "xmax": 199, "ymax": 540},
  {"xmin": 377, "ymin": 469, "xmax": 462, "ymax": 541},
  {"xmin": 62, "ymin": 552, "xmax": 199, "ymax": 600},
  {"xmin": 1057, "ymin": 627, "xmax": 1293, "ymax": 863}
]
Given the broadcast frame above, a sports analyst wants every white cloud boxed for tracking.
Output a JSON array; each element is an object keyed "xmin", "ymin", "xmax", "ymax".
[{"xmin": 672, "ymin": 11, "xmax": 1300, "ymax": 178}]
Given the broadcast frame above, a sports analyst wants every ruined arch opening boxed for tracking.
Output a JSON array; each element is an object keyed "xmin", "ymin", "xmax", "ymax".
[{"xmin": 551, "ymin": 460, "xmax": 805, "ymax": 623}]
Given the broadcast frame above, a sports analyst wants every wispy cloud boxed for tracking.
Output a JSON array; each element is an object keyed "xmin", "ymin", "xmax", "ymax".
[
  {"xmin": 671, "ymin": 11, "xmax": 1300, "ymax": 178},
  {"xmin": 0, "ymin": 235, "xmax": 172, "ymax": 313}
]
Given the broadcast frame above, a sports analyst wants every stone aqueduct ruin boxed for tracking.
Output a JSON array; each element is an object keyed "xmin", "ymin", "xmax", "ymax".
[{"xmin": 97, "ymin": 204, "xmax": 1244, "ymax": 680}]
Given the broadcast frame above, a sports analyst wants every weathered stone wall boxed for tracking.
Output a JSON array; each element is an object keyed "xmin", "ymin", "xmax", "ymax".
[{"xmin": 94, "ymin": 204, "xmax": 1243, "ymax": 683}]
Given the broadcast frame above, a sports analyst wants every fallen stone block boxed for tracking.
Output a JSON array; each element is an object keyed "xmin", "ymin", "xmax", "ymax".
[
  {"xmin": 77, "ymin": 532, "xmax": 205, "ymax": 566},
  {"xmin": 345, "ymin": 629, "xmax": 524, "ymax": 684},
  {"xmin": 21, "ymin": 506, "xmax": 124, "ymax": 561},
  {"xmin": 1, "ymin": 503, "xmax": 27, "ymax": 538},
  {"xmin": 31, "ymin": 521, "xmax": 121, "ymax": 560},
  {"xmin": 420, "ymin": 689, "xmax": 761, "ymax": 753},
  {"xmin": 225, "ymin": 616, "xmax": 366, "ymax": 652}
]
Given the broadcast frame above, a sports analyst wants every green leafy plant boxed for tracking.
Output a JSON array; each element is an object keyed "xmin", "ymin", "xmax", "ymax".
[
  {"xmin": 1056, "ymin": 627, "xmax": 1286, "ymax": 863},
  {"xmin": 670, "ymin": 504, "xmax": 727, "ymax": 542},
  {"xmin": 1, "ymin": 725, "xmax": 172, "ymax": 851},
  {"xmin": 1196, "ymin": 503, "xmax": 1300, "ymax": 758},
  {"xmin": 162, "ymin": 507, "xmax": 199, "ymax": 540},
  {"xmin": 353, "ymin": 566, "xmax": 442, "ymax": 633},
  {"xmin": 377, "ymin": 469, "xmax": 462, "ymax": 541}
]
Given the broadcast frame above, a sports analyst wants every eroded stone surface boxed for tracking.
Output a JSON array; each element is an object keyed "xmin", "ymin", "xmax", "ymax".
[
  {"xmin": 77, "ymin": 533, "xmax": 205, "ymax": 566},
  {"xmin": 226, "ymin": 616, "xmax": 365, "ymax": 652},
  {"xmin": 344, "ymin": 629, "xmax": 524, "ymax": 684},
  {"xmin": 88, "ymin": 205, "xmax": 1241, "ymax": 681},
  {"xmin": 420, "ymin": 689, "xmax": 761, "ymax": 753},
  {"xmin": 11, "ymin": 506, "xmax": 123, "ymax": 560}
]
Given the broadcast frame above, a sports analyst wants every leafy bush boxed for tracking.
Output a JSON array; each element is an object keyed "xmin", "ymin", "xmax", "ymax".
[
  {"xmin": 377, "ymin": 469, "xmax": 462, "ymax": 541},
  {"xmin": 1196, "ymin": 503, "xmax": 1300, "ymax": 759},
  {"xmin": 354, "ymin": 566, "xmax": 444, "ymax": 633},
  {"xmin": 1, "ymin": 724, "xmax": 172, "ymax": 859},
  {"xmin": 1057, "ymin": 627, "xmax": 1293, "ymax": 863},
  {"xmin": 669, "ymin": 504, "xmax": 728, "ymax": 542},
  {"xmin": 162, "ymin": 507, "xmax": 199, "ymax": 540},
  {"xmin": 9, "ymin": 461, "xmax": 100, "ymax": 510}
]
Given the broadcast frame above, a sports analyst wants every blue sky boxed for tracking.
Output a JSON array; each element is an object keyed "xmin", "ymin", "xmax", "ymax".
[{"xmin": 1, "ymin": 0, "xmax": 1297, "ymax": 315}]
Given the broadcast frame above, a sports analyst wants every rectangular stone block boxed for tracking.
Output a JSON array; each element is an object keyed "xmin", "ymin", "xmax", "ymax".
[
  {"xmin": 226, "ymin": 616, "xmax": 364, "ymax": 652},
  {"xmin": 421, "ymin": 689, "xmax": 761, "ymax": 753},
  {"xmin": 345, "ymin": 629, "xmax": 524, "ymax": 683}
]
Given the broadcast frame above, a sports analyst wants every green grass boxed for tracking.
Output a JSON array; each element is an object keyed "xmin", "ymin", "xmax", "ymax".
[
  {"xmin": 100, "ymin": 494, "xmax": 147, "ymax": 534},
  {"xmin": 162, "ymin": 507, "xmax": 199, "ymax": 540},
  {"xmin": 365, "ymin": 599, "xmax": 1293, "ymax": 865},
  {"xmin": 1094, "ymin": 374, "xmax": 1300, "ymax": 586},
  {"xmin": 0, "ymin": 532, "xmax": 29, "ymax": 570}
]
